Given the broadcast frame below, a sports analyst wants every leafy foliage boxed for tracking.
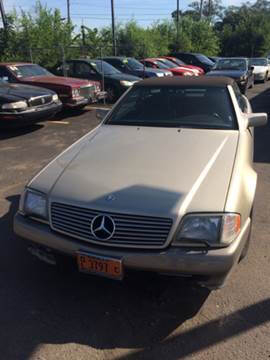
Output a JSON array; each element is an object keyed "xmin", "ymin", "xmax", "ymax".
[{"xmin": 1, "ymin": 0, "xmax": 270, "ymax": 68}]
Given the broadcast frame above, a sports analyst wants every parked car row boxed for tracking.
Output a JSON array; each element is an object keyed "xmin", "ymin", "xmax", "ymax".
[{"xmin": 1, "ymin": 52, "xmax": 270, "ymax": 127}]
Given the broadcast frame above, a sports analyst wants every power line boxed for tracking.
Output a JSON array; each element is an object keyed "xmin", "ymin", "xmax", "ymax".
[
  {"xmin": 71, "ymin": 2, "xmax": 173, "ymax": 10},
  {"xmin": 72, "ymin": 13, "xmax": 170, "ymax": 17}
]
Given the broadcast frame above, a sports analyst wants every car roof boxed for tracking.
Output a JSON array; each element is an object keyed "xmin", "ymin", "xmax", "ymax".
[
  {"xmin": 0, "ymin": 62, "xmax": 32, "ymax": 66},
  {"xmin": 135, "ymin": 76, "xmax": 234, "ymax": 88},
  {"xmin": 101, "ymin": 56, "xmax": 130, "ymax": 60}
]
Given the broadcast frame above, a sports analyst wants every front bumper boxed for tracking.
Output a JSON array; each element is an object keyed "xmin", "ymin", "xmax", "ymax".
[
  {"xmin": 254, "ymin": 73, "xmax": 266, "ymax": 81},
  {"xmin": 14, "ymin": 213, "xmax": 251, "ymax": 289},
  {"xmin": 63, "ymin": 97, "xmax": 90, "ymax": 108},
  {"xmin": 0, "ymin": 102, "xmax": 62, "ymax": 127}
]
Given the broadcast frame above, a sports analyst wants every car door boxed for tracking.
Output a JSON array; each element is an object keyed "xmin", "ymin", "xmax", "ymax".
[{"xmin": 74, "ymin": 61, "xmax": 100, "ymax": 82}]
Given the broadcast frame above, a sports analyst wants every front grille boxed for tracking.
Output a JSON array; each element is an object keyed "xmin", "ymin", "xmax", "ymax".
[
  {"xmin": 29, "ymin": 95, "xmax": 53, "ymax": 107},
  {"xmin": 79, "ymin": 85, "xmax": 95, "ymax": 99},
  {"xmin": 50, "ymin": 202, "xmax": 173, "ymax": 248}
]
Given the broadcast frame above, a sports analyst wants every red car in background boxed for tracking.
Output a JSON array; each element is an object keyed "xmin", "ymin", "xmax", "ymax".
[
  {"xmin": 0, "ymin": 63, "xmax": 106, "ymax": 109},
  {"xmin": 160, "ymin": 56, "xmax": 204, "ymax": 75},
  {"xmin": 140, "ymin": 58, "xmax": 196, "ymax": 76}
]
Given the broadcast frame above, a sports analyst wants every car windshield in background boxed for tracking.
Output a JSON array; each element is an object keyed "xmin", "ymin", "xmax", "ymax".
[
  {"xmin": 91, "ymin": 60, "xmax": 121, "ymax": 75},
  {"xmin": 153, "ymin": 61, "xmax": 170, "ymax": 69},
  {"xmin": 196, "ymin": 54, "xmax": 215, "ymax": 66},
  {"xmin": 106, "ymin": 86, "xmax": 237, "ymax": 130},
  {"xmin": 126, "ymin": 58, "xmax": 144, "ymax": 70},
  {"xmin": 172, "ymin": 58, "xmax": 186, "ymax": 66},
  {"xmin": 249, "ymin": 58, "xmax": 268, "ymax": 66},
  {"xmin": 158, "ymin": 59, "xmax": 177, "ymax": 68},
  {"xmin": 8, "ymin": 64, "xmax": 53, "ymax": 78},
  {"xmin": 214, "ymin": 59, "xmax": 247, "ymax": 71}
]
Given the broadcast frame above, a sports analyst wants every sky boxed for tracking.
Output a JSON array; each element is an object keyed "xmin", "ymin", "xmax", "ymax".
[{"xmin": 3, "ymin": 0, "xmax": 246, "ymax": 30}]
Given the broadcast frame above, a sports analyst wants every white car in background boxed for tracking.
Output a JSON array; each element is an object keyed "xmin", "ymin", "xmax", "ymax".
[{"xmin": 249, "ymin": 58, "xmax": 270, "ymax": 82}]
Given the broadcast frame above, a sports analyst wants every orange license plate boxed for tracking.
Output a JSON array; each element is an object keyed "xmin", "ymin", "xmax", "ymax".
[{"xmin": 77, "ymin": 252, "xmax": 123, "ymax": 280}]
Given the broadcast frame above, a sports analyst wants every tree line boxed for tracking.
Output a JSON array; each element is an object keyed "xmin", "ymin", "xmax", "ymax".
[{"xmin": 0, "ymin": 0, "xmax": 270, "ymax": 68}]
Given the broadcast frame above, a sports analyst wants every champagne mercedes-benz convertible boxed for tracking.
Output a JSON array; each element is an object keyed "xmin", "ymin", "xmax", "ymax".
[{"xmin": 14, "ymin": 77, "xmax": 267, "ymax": 289}]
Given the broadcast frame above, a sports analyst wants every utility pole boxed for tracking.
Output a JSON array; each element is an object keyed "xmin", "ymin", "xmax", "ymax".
[
  {"xmin": 199, "ymin": 0, "xmax": 203, "ymax": 20},
  {"xmin": 67, "ymin": 0, "xmax": 71, "ymax": 23},
  {"xmin": 208, "ymin": 0, "xmax": 211, "ymax": 19},
  {"xmin": 176, "ymin": 0, "xmax": 179, "ymax": 41},
  {"xmin": 111, "ymin": 0, "xmax": 116, "ymax": 56},
  {"xmin": 0, "ymin": 0, "xmax": 8, "ymax": 30}
]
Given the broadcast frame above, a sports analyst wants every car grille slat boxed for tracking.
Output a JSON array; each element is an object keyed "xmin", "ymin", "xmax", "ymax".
[
  {"xmin": 50, "ymin": 202, "xmax": 173, "ymax": 248},
  {"xmin": 29, "ymin": 95, "xmax": 53, "ymax": 107}
]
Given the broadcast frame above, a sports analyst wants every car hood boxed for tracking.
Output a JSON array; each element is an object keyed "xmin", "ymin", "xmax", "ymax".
[
  {"xmin": 0, "ymin": 82, "xmax": 54, "ymax": 101},
  {"xmin": 206, "ymin": 70, "xmax": 245, "ymax": 79},
  {"xmin": 134, "ymin": 68, "xmax": 168, "ymax": 76},
  {"xmin": 31, "ymin": 126, "xmax": 239, "ymax": 221},
  {"xmin": 106, "ymin": 73, "xmax": 141, "ymax": 81},
  {"xmin": 252, "ymin": 65, "xmax": 267, "ymax": 73},
  {"xmin": 21, "ymin": 75, "xmax": 91, "ymax": 88}
]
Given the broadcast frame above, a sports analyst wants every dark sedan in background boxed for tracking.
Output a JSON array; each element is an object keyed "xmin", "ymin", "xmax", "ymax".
[
  {"xmin": 206, "ymin": 58, "xmax": 254, "ymax": 94},
  {"xmin": 0, "ymin": 78, "xmax": 62, "ymax": 128},
  {"xmin": 101, "ymin": 56, "xmax": 173, "ymax": 79},
  {"xmin": 53, "ymin": 59, "xmax": 141, "ymax": 103},
  {"xmin": 171, "ymin": 52, "xmax": 215, "ymax": 73}
]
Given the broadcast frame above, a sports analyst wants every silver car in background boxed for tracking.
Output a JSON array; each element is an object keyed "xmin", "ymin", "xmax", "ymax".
[
  {"xmin": 14, "ymin": 77, "xmax": 267, "ymax": 289},
  {"xmin": 249, "ymin": 58, "xmax": 270, "ymax": 82}
]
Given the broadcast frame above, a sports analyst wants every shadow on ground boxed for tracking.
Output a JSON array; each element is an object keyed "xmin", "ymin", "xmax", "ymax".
[
  {"xmin": 0, "ymin": 124, "xmax": 43, "ymax": 141},
  {"xmin": 1, "ymin": 195, "xmax": 210, "ymax": 360}
]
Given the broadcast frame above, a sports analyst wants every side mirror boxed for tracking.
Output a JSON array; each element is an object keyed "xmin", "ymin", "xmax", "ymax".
[
  {"xmin": 249, "ymin": 66, "xmax": 254, "ymax": 71},
  {"xmin": 247, "ymin": 113, "xmax": 268, "ymax": 127},
  {"xmin": 96, "ymin": 108, "xmax": 110, "ymax": 121}
]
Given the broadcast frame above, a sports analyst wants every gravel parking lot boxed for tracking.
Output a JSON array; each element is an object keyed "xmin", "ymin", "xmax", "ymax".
[{"xmin": 0, "ymin": 84, "xmax": 270, "ymax": 360}]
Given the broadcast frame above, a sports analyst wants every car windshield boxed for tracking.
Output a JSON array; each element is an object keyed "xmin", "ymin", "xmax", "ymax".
[
  {"xmin": 171, "ymin": 58, "xmax": 186, "ymax": 66},
  {"xmin": 91, "ymin": 60, "xmax": 121, "ymax": 75},
  {"xmin": 214, "ymin": 59, "xmax": 247, "ymax": 71},
  {"xmin": 126, "ymin": 58, "xmax": 144, "ymax": 70},
  {"xmin": 249, "ymin": 58, "xmax": 268, "ymax": 66},
  {"xmin": 9, "ymin": 64, "xmax": 53, "ymax": 78},
  {"xmin": 152, "ymin": 61, "xmax": 170, "ymax": 69},
  {"xmin": 106, "ymin": 86, "xmax": 237, "ymax": 130},
  {"xmin": 196, "ymin": 54, "xmax": 215, "ymax": 66},
  {"xmin": 158, "ymin": 59, "xmax": 177, "ymax": 68}
]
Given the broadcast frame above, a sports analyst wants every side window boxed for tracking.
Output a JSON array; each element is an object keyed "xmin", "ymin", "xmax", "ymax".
[
  {"xmin": 75, "ymin": 62, "xmax": 91, "ymax": 76},
  {"xmin": 0, "ymin": 67, "xmax": 13, "ymax": 82},
  {"xmin": 107, "ymin": 59, "xmax": 121, "ymax": 69},
  {"xmin": 56, "ymin": 62, "xmax": 73, "ymax": 76},
  {"xmin": 185, "ymin": 55, "xmax": 194, "ymax": 64},
  {"xmin": 233, "ymin": 83, "xmax": 247, "ymax": 113}
]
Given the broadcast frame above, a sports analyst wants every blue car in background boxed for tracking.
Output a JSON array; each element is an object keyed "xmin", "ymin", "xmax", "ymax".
[{"xmin": 101, "ymin": 56, "xmax": 173, "ymax": 78}]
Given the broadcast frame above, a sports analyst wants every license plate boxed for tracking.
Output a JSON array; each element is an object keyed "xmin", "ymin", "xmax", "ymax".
[{"xmin": 77, "ymin": 252, "xmax": 123, "ymax": 280}]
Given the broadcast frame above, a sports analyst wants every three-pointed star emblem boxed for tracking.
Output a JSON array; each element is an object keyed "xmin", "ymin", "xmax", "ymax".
[{"xmin": 91, "ymin": 215, "xmax": 115, "ymax": 240}]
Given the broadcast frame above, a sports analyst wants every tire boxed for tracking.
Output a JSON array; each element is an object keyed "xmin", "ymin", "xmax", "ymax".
[
  {"xmin": 249, "ymin": 79, "xmax": 254, "ymax": 89},
  {"xmin": 106, "ymin": 85, "xmax": 118, "ymax": 103},
  {"xmin": 239, "ymin": 208, "xmax": 253, "ymax": 262},
  {"xmin": 263, "ymin": 74, "xmax": 267, "ymax": 83}
]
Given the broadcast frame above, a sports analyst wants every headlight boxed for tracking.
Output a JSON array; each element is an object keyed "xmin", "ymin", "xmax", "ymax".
[
  {"xmin": 72, "ymin": 88, "xmax": 80, "ymax": 98},
  {"xmin": 19, "ymin": 188, "xmax": 47, "ymax": 219},
  {"xmin": 240, "ymin": 75, "xmax": 247, "ymax": 81},
  {"xmin": 120, "ymin": 80, "xmax": 135, "ymax": 87},
  {"xmin": 2, "ymin": 101, "xmax": 28, "ymax": 110},
  {"xmin": 183, "ymin": 72, "xmax": 193, "ymax": 76},
  {"xmin": 52, "ymin": 94, "xmax": 59, "ymax": 102},
  {"xmin": 172, "ymin": 213, "xmax": 241, "ymax": 247},
  {"xmin": 156, "ymin": 72, "xmax": 164, "ymax": 77}
]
